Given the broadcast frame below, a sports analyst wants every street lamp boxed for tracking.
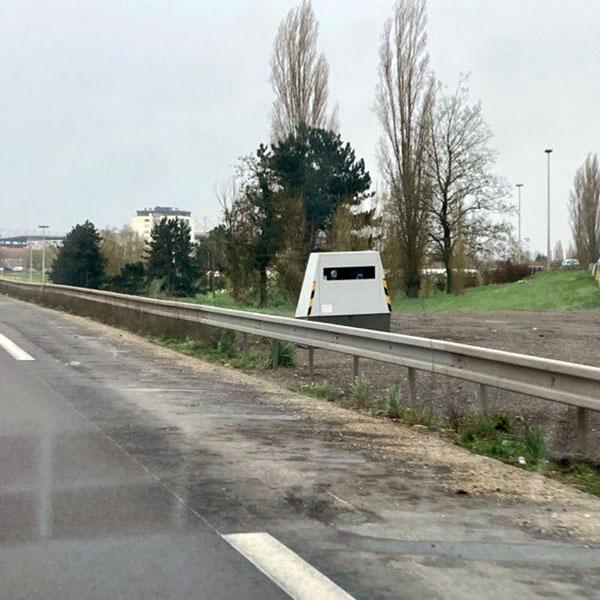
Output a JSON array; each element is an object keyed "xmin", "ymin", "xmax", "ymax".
[
  {"xmin": 515, "ymin": 183, "xmax": 524, "ymax": 259},
  {"xmin": 28, "ymin": 236, "xmax": 33, "ymax": 282},
  {"xmin": 38, "ymin": 225, "xmax": 49, "ymax": 284},
  {"xmin": 544, "ymin": 149, "xmax": 553, "ymax": 270}
]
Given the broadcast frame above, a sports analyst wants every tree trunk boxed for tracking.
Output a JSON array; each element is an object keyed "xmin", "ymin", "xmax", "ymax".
[
  {"xmin": 445, "ymin": 260, "xmax": 453, "ymax": 294},
  {"xmin": 404, "ymin": 258, "xmax": 421, "ymax": 298},
  {"xmin": 259, "ymin": 267, "xmax": 268, "ymax": 307}
]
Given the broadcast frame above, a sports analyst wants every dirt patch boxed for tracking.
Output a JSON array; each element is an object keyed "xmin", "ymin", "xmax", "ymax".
[
  {"xmin": 263, "ymin": 310, "xmax": 600, "ymax": 461},
  {"xmin": 45, "ymin": 305, "xmax": 600, "ymax": 542}
]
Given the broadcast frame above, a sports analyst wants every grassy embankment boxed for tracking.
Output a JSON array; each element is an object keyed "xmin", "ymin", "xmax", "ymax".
[
  {"xmin": 186, "ymin": 269, "xmax": 600, "ymax": 314},
  {"xmin": 395, "ymin": 269, "xmax": 600, "ymax": 312}
]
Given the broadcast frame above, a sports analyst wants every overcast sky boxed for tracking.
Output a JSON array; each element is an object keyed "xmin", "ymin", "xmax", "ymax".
[{"xmin": 1, "ymin": 0, "xmax": 599, "ymax": 255}]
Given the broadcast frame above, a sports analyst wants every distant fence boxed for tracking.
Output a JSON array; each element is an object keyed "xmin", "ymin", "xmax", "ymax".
[{"xmin": 1, "ymin": 278, "xmax": 599, "ymax": 453}]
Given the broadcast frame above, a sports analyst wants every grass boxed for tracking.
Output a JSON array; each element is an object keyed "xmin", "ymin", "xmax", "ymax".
[
  {"xmin": 1, "ymin": 271, "xmax": 44, "ymax": 283},
  {"xmin": 295, "ymin": 381, "xmax": 341, "ymax": 402},
  {"xmin": 456, "ymin": 412, "xmax": 600, "ymax": 496},
  {"xmin": 393, "ymin": 269, "xmax": 600, "ymax": 313},
  {"xmin": 375, "ymin": 385, "xmax": 437, "ymax": 427},
  {"xmin": 173, "ymin": 270, "xmax": 599, "ymax": 316},
  {"xmin": 155, "ymin": 335, "xmax": 269, "ymax": 369},
  {"xmin": 346, "ymin": 375, "xmax": 374, "ymax": 409},
  {"xmin": 547, "ymin": 461, "xmax": 600, "ymax": 497},
  {"xmin": 458, "ymin": 413, "xmax": 537, "ymax": 464},
  {"xmin": 153, "ymin": 333, "xmax": 296, "ymax": 370},
  {"xmin": 186, "ymin": 289, "xmax": 295, "ymax": 316}
]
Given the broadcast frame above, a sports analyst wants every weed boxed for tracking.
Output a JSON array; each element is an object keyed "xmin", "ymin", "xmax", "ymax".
[
  {"xmin": 297, "ymin": 381, "xmax": 341, "ymax": 402},
  {"xmin": 230, "ymin": 348, "xmax": 270, "ymax": 369},
  {"xmin": 459, "ymin": 413, "xmax": 550, "ymax": 467},
  {"xmin": 275, "ymin": 342, "xmax": 296, "ymax": 367},
  {"xmin": 548, "ymin": 461, "xmax": 600, "ymax": 497},
  {"xmin": 384, "ymin": 385, "xmax": 402, "ymax": 418},
  {"xmin": 154, "ymin": 335, "xmax": 271, "ymax": 370},
  {"xmin": 376, "ymin": 385, "xmax": 436, "ymax": 428},
  {"xmin": 445, "ymin": 400, "xmax": 466, "ymax": 432},
  {"xmin": 216, "ymin": 330, "xmax": 236, "ymax": 358},
  {"xmin": 347, "ymin": 375, "xmax": 374, "ymax": 409},
  {"xmin": 459, "ymin": 413, "xmax": 519, "ymax": 461},
  {"xmin": 521, "ymin": 424, "xmax": 547, "ymax": 464},
  {"xmin": 461, "ymin": 413, "xmax": 512, "ymax": 443},
  {"xmin": 401, "ymin": 404, "xmax": 436, "ymax": 428}
]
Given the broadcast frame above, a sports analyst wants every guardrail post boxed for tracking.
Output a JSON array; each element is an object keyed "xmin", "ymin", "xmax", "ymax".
[
  {"xmin": 308, "ymin": 348, "xmax": 315, "ymax": 378},
  {"xmin": 271, "ymin": 339, "xmax": 280, "ymax": 369},
  {"xmin": 353, "ymin": 356, "xmax": 360, "ymax": 379},
  {"xmin": 479, "ymin": 384, "xmax": 490, "ymax": 415},
  {"xmin": 408, "ymin": 367, "xmax": 417, "ymax": 404},
  {"xmin": 240, "ymin": 332, "xmax": 248, "ymax": 353},
  {"xmin": 577, "ymin": 407, "xmax": 589, "ymax": 456}
]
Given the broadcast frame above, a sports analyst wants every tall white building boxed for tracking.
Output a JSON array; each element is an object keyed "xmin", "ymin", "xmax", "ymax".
[{"xmin": 130, "ymin": 206, "xmax": 195, "ymax": 242}]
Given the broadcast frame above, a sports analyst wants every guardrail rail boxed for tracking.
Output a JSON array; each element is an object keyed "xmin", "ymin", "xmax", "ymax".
[{"xmin": 1, "ymin": 278, "xmax": 598, "ymax": 449}]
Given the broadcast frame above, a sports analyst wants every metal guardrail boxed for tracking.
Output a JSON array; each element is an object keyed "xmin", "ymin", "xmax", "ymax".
[{"xmin": 1, "ymin": 278, "xmax": 600, "ymax": 414}]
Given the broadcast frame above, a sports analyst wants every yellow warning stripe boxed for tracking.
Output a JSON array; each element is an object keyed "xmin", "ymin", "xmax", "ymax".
[
  {"xmin": 307, "ymin": 281, "xmax": 316, "ymax": 316},
  {"xmin": 383, "ymin": 278, "xmax": 392, "ymax": 312}
]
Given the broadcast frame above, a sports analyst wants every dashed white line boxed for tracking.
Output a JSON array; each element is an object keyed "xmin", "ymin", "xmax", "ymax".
[
  {"xmin": 0, "ymin": 332, "xmax": 35, "ymax": 361},
  {"xmin": 223, "ymin": 532, "xmax": 354, "ymax": 600}
]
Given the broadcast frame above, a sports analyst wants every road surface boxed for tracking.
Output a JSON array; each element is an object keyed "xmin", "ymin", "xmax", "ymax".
[{"xmin": 0, "ymin": 295, "xmax": 599, "ymax": 599}]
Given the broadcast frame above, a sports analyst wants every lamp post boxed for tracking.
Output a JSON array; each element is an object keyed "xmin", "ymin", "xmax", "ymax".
[
  {"xmin": 515, "ymin": 183, "xmax": 524, "ymax": 259},
  {"xmin": 544, "ymin": 149, "xmax": 553, "ymax": 270},
  {"xmin": 38, "ymin": 225, "xmax": 49, "ymax": 284},
  {"xmin": 29, "ymin": 237, "xmax": 33, "ymax": 282}
]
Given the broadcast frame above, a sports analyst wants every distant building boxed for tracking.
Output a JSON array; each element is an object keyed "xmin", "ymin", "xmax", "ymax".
[
  {"xmin": 130, "ymin": 206, "xmax": 195, "ymax": 243},
  {"xmin": 0, "ymin": 247, "xmax": 28, "ymax": 269},
  {"xmin": 0, "ymin": 234, "xmax": 63, "ymax": 248}
]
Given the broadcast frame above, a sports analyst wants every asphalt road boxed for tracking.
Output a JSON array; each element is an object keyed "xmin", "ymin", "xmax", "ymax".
[{"xmin": 0, "ymin": 295, "xmax": 599, "ymax": 599}]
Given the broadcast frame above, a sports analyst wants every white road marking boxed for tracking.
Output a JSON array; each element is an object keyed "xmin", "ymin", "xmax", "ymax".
[
  {"xmin": 0, "ymin": 332, "xmax": 35, "ymax": 361},
  {"xmin": 223, "ymin": 532, "xmax": 354, "ymax": 600}
]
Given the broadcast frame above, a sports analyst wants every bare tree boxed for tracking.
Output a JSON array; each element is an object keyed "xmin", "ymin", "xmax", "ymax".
[
  {"xmin": 569, "ymin": 153, "xmax": 600, "ymax": 266},
  {"xmin": 270, "ymin": 0, "xmax": 335, "ymax": 141},
  {"xmin": 375, "ymin": 0, "xmax": 434, "ymax": 297},
  {"xmin": 216, "ymin": 181, "xmax": 258, "ymax": 302},
  {"xmin": 100, "ymin": 226, "xmax": 145, "ymax": 277},
  {"xmin": 426, "ymin": 79, "xmax": 510, "ymax": 293}
]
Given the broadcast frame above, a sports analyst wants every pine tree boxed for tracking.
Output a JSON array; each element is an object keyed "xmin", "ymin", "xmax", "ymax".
[
  {"xmin": 51, "ymin": 221, "xmax": 105, "ymax": 288},
  {"xmin": 270, "ymin": 125, "xmax": 372, "ymax": 268},
  {"xmin": 172, "ymin": 220, "xmax": 197, "ymax": 296},
  {"xmin": 146, "ymin": 218, "xmax": 197, "ymax": 296},
  {"xmin": 146, "ymin": 218, "xmax": 176, "ymax": 293}
]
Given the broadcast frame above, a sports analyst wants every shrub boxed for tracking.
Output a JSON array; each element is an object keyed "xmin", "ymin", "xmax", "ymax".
[
  {"xmin": 385, "ymin": 385, "xmax": 402, "ymax": 418},
  {"xmin": 276, "ymin": 342, "xmax": 296, "ymax": 367},
  {"xmin": 216, "ymin": 330, "xmax": 237, "ymax": 358},
  {"xmin": 445, "ymin": 400, "xmax": 466, "ymax": 432},
  {"xmin": 230, "ymin": 348, "xmax": 270, "ymax": 369},
  {"xmin": 521, "ymin": 424, "xmax": 547, "ymax": 464},
  {"xmin": 482, "ymin": 260, "xmax": 531, "ymax": 285},
  {"xmin": 461, "ymin": 413, "xmax": 512, "ymax": 443},
  {"xmin": 459, "ymin": 413, "xmax": 549, "ymax": 467},
  {"xmin": 401, "ymin": 404, "xmax": 436, "ymax": 428},
  {"xmin": 347, "ymin": 375, "xmax": 374, "ymax": 409}
]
